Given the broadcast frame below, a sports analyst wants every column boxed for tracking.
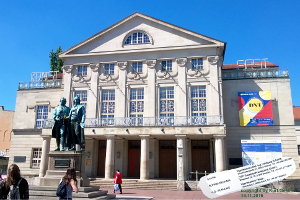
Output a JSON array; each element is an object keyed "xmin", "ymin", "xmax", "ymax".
[
  {"xmin": 140, "ymin": 135, "xmax": 150, "ymax": 180},
  {"xmin": 39, "ymin": 135, "xmax": 51, "ymax": 177},
  {"xmin": 145, "ymin": 60, "xmax": 156, "ymax": 118},
  {"xmin": 175, "ymin": 58, "xmax": 187, "ymax": 117},
  {"xmin": 176, "ymin": 135, "xmax": 186, "ymax": 191},
  {"xmin": 214, "ymin": 135, "xmax": 225, "ymax": 172},
  {"xmin": 62, "ymin": 65, "xmax": 73, "ymax": 107},
  {"xmin": 115, "ymin": 62, "xmax": 127, "ymax": 118},
  {"xmin": 86, "ymin": 63, "xmax": 99, "ymax": 118},
  {"xmin": 176, "ymin": 135, "xmax": 186, "ymax": 181},
  {"xmin": 105, "ymin": 135, "xmax": 115, "ymax": 179}
]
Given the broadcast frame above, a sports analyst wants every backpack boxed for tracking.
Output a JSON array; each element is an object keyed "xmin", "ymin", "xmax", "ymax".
[
  {"xmin": 56, "ymin": 180, "xmax": 67, "ymax": 198},
  {"xmin": 7, "ymin": 178, "xmax": 23, "ymax": 200}
]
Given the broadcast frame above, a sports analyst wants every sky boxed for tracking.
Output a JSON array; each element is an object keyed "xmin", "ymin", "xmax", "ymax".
[{"xmin": 0, "ymin": 0, "xmax": 300, "ymax": 111}]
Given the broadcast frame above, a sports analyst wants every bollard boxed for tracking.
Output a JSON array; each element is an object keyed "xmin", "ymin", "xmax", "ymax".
[{"xmin": 196, "ymin": 170, "xmax": 198, "ymax": 181}]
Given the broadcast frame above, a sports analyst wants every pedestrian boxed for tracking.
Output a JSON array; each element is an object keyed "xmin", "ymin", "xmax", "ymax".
[
  {"xmin": 113, "ymin": 169, "xmax": 122, "ymax": 194},
  {"xmin": 0, "ymin": 164, "xmax": 29, "ymax": 199},
  {"xmin": 57, "ymin": 167, "xmax": 79, "ymax": 200}
]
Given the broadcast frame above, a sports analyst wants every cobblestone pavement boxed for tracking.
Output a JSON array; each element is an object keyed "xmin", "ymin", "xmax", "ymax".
[{"xmin": 101, "ymin": 187, "xmax": 300, "ymax": 200}]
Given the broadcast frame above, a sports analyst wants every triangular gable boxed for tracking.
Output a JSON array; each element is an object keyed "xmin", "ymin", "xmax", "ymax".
[{"xmin": 60, "ymin": 12, "xmax": 226, "ymax": 57}]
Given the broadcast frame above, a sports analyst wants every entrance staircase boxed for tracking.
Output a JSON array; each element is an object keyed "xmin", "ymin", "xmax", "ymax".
[{"xmin": 90, "ymin": 178, "xmax": 178, "ymax": 190}]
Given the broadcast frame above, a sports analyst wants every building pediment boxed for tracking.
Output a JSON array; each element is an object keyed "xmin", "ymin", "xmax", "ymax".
[{"xmin": 60, "ymin": 12, "xmax": 225, "ymax": 58}]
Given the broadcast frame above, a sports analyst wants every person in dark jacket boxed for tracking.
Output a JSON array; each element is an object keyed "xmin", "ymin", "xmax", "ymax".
[{"xmin": 0, "ymin": 164, "xmax": 29, "ymax": 199}]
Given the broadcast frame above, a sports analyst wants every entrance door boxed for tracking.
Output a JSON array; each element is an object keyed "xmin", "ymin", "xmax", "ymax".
[
  {"xmin": 97, "ymin": 140, "xmax": 106, "ymax": 177},
  {"xmin": 159, "ymin": 140, "xmax": 177, "ymax": 178},
  {"xmin": 128, "ymin": 140, "xmax": 141, "ymax": 178},
  {"xmin": 191, "ymin": 140, "xmax": 210, "ymax": 179}
]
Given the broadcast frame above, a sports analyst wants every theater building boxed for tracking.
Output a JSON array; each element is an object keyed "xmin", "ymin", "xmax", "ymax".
[{"xmin": 9, "ymin": 12, "xmax": 300, "ymax": 189}]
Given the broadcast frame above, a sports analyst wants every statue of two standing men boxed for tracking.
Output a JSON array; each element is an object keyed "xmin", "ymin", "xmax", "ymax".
[{"xmin": 52, "ymin": 96, "xmax": 85, "ymax": 151}]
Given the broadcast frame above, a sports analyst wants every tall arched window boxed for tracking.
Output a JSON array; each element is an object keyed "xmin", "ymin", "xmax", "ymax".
[{"xmin": 124, "ymin": 32, "xmax": 151, "ymax": 45}]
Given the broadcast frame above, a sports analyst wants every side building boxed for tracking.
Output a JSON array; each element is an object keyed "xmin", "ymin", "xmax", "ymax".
[
  {"xmin": 9, "ymin": 12, "xmax": 300, "ymax": 190},
  {"xmin": 0, "ymin": 106, "xmax": 14, "ymax": 173}
]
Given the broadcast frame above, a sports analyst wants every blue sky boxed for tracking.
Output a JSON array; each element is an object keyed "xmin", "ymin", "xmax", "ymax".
[{"xmin": 0, "ymin": 0, "xmax": 299, "ymax": 111}]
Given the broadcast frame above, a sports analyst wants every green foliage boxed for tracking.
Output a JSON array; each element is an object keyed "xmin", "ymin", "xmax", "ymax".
[{"xmin": 49, "ymin": 46, "xmax": 64, "ymax": 74}]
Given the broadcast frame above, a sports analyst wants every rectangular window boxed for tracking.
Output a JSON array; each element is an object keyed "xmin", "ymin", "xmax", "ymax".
[
  {"xmin": 31, "ymin": 148, "xmax": 42, "ymax": 168},
  {"xmin": 130, "ymin": 88, "xmax": 144, "ymax": 125},
  {"xmin": 132, "ymin": 33, "xmax": 137, "ymax": 44},
  {"xmin": 78, "ymin": 65, "xmax": 87, "ymax": 76},
  {"xmin": 101, "ymin": 90, "xmax": 115, "ymax": 125},
  {"xmin": 191, "ymin": 86, "xmax": 207, "ymax": 124},
  {"xmin": 161, "ymin": 60, "xmax": 172, "ymax": 72},
  {"xmin": 298, "ymin": 145, "xmax": 300, "ymax": 156},
  {"xmin": 36, "ymin": 106, "xmax": 48, "ymax": 128},
  {"xmin": 104, "ymin": 64, "xmax": 114, "ymax": 75},
  {"xmin": 159, "ymin": 87, "xmax": 174, "ymax": 125},
  {"xmin": 75, "ymin": 91, "xmax": 88, "ymax": 109},
  {"xmin": 138, "ymin": 32, "xmax": 143, "ymax": 43},
  {"xmin": 192, "ymin": 58, "xmax": 203, "ymax": 70},
  {"xmin": 132, "ymin": 62, "xmax": 143, "ymax": 73}
]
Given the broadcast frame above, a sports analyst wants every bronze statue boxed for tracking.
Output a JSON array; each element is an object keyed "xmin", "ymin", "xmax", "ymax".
[
  {"xmin": 68, "ymin": 96, "xmax": 86, "ymax": 151},
  {"xmin": 52, "ymin": 97, "xmax": 71, "ymax": 151}
]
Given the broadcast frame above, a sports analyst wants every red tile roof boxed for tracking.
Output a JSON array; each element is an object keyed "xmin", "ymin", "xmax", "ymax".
[
  {"xmin": 293, "ymin": 107, "xmax": 300, "ymax": 120},
  {"xmin": 222, "ymin": 62, "xmax": 278, "ymax": 70}
]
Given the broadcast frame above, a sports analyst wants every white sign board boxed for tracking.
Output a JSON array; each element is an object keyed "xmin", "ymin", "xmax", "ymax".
[{"xmin": 241, "ymin": 140, "xmax": 282, "ymax": 166}]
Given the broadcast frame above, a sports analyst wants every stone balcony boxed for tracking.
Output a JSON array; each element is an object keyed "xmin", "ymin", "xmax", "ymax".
[{"xmin": 41, "ymin": 115, "xmax": 223, "ymax": 129}]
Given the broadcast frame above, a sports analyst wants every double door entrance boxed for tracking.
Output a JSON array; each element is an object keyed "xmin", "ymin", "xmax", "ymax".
[{"xmin": 97, "ymin": 139, "xmax": 211, "ymax": 179}]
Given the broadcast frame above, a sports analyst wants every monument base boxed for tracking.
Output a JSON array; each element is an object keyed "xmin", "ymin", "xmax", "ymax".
[{"xmin": 39, "ymin": 151, "xmax": 90, "ymax": 187}]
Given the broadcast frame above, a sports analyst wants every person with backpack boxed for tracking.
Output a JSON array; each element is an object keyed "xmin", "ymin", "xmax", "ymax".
[
  {"xmin": 0, "ymin": 164, "xmax": 29, "ymax": 199},
  {"xmin": 57, "ymin": 167, "xmax": 79, "ymax": 200}
]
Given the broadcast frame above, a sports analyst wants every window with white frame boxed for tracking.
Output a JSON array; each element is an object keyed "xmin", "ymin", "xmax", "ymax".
[
  {"xmin": 159, "ymin": 87, "xmax": 174, "ymax": 124},
  {"xmin": 36, "ymin": 106, "xmax": 48, "ymax": 128},
  {"xmin": 75, "ymin": 91, "xmax": 88, "ymax": 109},
  {"xmin": 101, "ymin": 90, "xmax": 115, "ymax": 125},
  {"xmin": 78, "ymin": 65, "xmax": 87, "ymax": 76},
  {"xmin": 132, "ymin": 62, "xmax": 143, "ymax": 73},
  {"xmin": 191, "ymin": 86, "xmax": 207, "ymax": 124},
  {"xmin": 130, "ymin": 88, "xmax": 144, "ymax": 125},
  {"xmin": 31, "ymin": 148, "xmax": 42, "ymax": 168},
  {"xmin": 104, "ymin": 64, "xmax": 114, "ymax": 75},
  {"xmin": 161, "ymin": 60, "xmax": 172, "ymax": 72},
  {"xmin": 192, "ymin": 58, "xmax": 203, "ymax": 70},
  {"xmin": 124, "ymin": 32, "xmax": 150, "ymax": 45}
]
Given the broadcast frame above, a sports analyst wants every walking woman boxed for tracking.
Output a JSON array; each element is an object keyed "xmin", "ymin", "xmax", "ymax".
[
  {"xmin": 0, "ymin": 164, "xmax": 29, "ymax": 199},
  {"xmin": 59, "ymin": 167, "xmax": 79, "ymax": 200}
]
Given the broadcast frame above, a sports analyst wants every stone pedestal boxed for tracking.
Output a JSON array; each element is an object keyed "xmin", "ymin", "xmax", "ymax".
[{"xmin": 39, "ymin": 151, "xmax": 90, "ymax": 187}]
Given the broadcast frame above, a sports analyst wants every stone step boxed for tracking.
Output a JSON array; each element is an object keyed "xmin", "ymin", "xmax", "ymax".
[
  {"xmin": 30, "ymin": 190, "xmax": 108, "ymax": 198},
  {"xmin": 30, "ymin": 185, "xmax": 100, "ymax": 192},
  {"xmin": 29, "ymin": 194, "xmax": 116, "ymax": 200},
  {"xmin": 29, "ymin": 186, "xmax": 115, "ymax": 199}
]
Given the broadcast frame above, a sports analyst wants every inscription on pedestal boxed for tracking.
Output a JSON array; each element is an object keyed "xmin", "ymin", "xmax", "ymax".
[{"xmin": 55, "ymin": 159, "xmax": 70, "ymax": 168}]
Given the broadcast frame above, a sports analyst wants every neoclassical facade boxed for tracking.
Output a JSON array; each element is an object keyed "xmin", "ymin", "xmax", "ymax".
[{"xmin": 10, "ymin": 12, "xmax": 300, "ymax": 189}]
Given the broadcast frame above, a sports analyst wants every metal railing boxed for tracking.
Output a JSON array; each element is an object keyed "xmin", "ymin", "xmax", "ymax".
[
  {"xmin": 188, "ymin": 170, "xmax": 214, "ymax": 181},
  {"xmin": 42, "ymin": 115, "xmax": 223, "ymax": 128},
  {"xmin": 18, "ymin": 79, "xmax": 62, "ymax": 90},
  {"xmin": 222, "ymin": 68, "xmax": 289, "ymax": 80}
]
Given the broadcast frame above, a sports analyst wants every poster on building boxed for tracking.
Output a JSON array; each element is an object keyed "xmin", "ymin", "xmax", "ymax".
[
  {"xmin": 238, "ymin": 91, "xmax": 274, "ymax": 126},
  {"xmin": 241, "ymin": 140, "xmax": 282, "ymax": 166}
]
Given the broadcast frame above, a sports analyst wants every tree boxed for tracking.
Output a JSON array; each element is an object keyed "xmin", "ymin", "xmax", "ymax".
[{"xmin": 49, "ymin": 46, "xmax": 64, "ymax": 74}]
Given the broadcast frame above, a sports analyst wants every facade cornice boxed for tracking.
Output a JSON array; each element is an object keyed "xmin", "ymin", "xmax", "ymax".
[{"xmin": 61, "ymin": 44, "xmax": 221, "ymax": 58}]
